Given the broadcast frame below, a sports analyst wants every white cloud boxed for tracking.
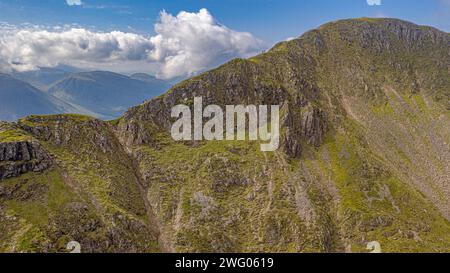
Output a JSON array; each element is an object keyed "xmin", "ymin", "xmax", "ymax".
[
  {"xmin": 0, "ymin": 26, "xmax": 154, "ymax": 73},
  {"xmin": 367, "ymin": 0, "xmax": 382, "ymax": 6},
  {"xmin": 150, "ymin": 9, "xmax": 264, "ymax": 78},
  {"xmin": 66, "ymin": 0, "xmax": 83, "ymax": 6},
  {"xmin": 0, "ymin": 9, "xmax": 263, "ymax": 79}
]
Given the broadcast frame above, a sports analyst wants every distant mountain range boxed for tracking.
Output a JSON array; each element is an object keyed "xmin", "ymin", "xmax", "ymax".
[
  {"xmin": 47, "ymin": 71, "xmax": 170, "ymax": 119},
  {"xmin": 0, "ymin": 73, "xmax": 97, "ymax": 121},
  {"xmin": 10, "ymin": 65, "xmax": 83, "ymax": 91},
  {"xmin": 0, "ymin": 69, "xmax": 171, "ymax": 121}
]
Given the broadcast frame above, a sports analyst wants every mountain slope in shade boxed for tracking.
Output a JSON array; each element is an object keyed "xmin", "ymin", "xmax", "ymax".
[
  {"xmin": 11, "ymin": 67, "xmax": 71, "ymax": 91},
  {"xmin": 48, "ymin": 71, "xmax": 170, "ymax": 119},
  {"xmin": 0, "ymin": 18, "xmax": 449, "ymax": 253},
  {"xmin": 130, "ymin": 73, "xmax": 166, "ymax": 84},
  {"xmin": 0, "ymin": 74, "xmax": 94, "ymax": 121}
]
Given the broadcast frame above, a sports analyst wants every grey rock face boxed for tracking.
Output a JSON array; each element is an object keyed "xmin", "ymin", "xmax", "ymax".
[
  {"xmin": 118, "ymin": 59, "xmax": 328, "ymax": 158},
  {"xmin": 19, "ymin": 115, "xmax": 121, "ymax": 155},
  {"xmin": 0, "ymin": 141, "xmax": 53, "ymax": 180}
]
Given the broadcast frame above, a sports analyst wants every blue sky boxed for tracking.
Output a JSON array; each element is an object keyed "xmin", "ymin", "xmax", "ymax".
[
  {"xmin": 0, "ymin": 0, "xmax": 449, "ymax": 78},
  {"xmin": 1, "ymin": 0, "xmax": 449, "ymax": 43}
]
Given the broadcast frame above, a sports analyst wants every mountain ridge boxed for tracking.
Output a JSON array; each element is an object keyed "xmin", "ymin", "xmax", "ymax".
[
  {"xmin": 48, "ymin": 71, "xmax": 171, "ymax": 119},
  {"xmin": 0, "ymin": 70, "xmax": 171, "ymax": 121},
  {"xmin": 0, "ymin": 73, "xmax": 96, "ymax": 121},
  {"xmin": 1, "ymin": 18, "xmax": 449, "ymax": 253}
]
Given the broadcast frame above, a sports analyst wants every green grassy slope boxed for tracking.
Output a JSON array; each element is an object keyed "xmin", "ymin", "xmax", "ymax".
[
  {"xmin": 1, "ymin": 116, "xmax": 161, "ymax": 252},
  {"xmin": 1, "ymin": 18, "xmax": 449, "ymax": 253},
  {"xmin": 116, "ymin": 18, "xmax": 450, "ymax": 252}
]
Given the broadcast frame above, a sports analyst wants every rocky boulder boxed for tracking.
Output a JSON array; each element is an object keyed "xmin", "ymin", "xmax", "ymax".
[{"xmin": 0, "ymin": 141, "xmax": 53, "ymax": 180}]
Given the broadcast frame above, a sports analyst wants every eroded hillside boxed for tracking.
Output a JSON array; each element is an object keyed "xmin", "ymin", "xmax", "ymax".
[
  {"xmin": 0, "ymin": 18, "xmax": 449, "ymax": 253},
  {"xmin": 0, "ymin": 117, "xmax": 162, "ymax": 252}
]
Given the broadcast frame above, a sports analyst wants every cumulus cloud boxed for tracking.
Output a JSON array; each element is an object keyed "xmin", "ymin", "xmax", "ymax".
[
  {"xmin": 66, "ymin": 0, "xmax": 83, "ymax": 6},
  {"xmin": 0, "ymin": 26, "xmax": 153, "ymax": 72},
  {"xmin": 0, "ymin": 9, "xmax": 264, "ymax": 79},
  {"xmin": 367, "ymin": 0, "xmax": 382, "ymax": 6},
  {"xmin": 150, "ymin": 9, "xmax": 264, "ymax": 78}
]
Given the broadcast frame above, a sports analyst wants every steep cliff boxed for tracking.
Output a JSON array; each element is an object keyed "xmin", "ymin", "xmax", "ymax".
[
  {"xmin": 0, "ymin": 117, "xmax": 162, "ymax": 252},
  {"xmin": 115, "ymin": 18, "xmax": 450, "ymax": 252},
  {"xmin": 1, "ymin": 18, "xmax": 449, "ymax": 253},
  {"xmin": 0, "ymin": 123, "xmax": 53, "ymax": 180}
]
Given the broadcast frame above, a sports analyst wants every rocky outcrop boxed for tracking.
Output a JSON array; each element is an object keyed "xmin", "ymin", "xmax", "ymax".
[
  {"xmin": 0, "ymin": 141, "xmax": 53, "ymax": 180},
  {"xmin": 282, "ymin": 102, "xmax": 328, "ymax": 157},
  {"xmin": 1, "ymin": 18, "xmax": 449, "ymax": 253},
  {"xmin": 19, "ymin": 115, "xmax": 120, "ymax": 155},
  {"xmin": 117, "ymin": 58, "xmax": 328, "ymax": 158}
]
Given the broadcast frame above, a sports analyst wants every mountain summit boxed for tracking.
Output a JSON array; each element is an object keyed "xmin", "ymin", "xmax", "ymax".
[{"xmin": 1, "ymin": 18, "xmax": 449, "ymax": 253}]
